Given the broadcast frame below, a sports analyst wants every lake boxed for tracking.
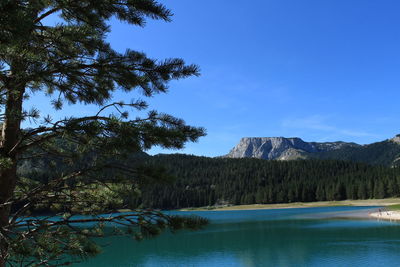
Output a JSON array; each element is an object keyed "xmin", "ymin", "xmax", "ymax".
[{"xmin": 76, "ymin": 206, "xmax": 400, "ymax": 267}]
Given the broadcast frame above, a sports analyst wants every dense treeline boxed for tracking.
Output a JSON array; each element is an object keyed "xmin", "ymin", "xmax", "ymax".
[
  {"xmin": 136, "ymin": 154, "xmax": 400, "ymax": 209},
  {"xmin": 18, "ymin": 150, "xmax": 400, "ymax": 211}
]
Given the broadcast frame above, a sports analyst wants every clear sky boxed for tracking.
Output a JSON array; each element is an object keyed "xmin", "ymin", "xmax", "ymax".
[{"xmin": 27, "ymin": 0, "xmax": 400, "ymax": 157}]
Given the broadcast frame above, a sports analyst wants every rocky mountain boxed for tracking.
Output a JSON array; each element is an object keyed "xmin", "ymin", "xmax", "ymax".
[
  {"xmin": 225, "ymin": 137, "xmax": 359, "ymax": 160},
  {"xmin": 224, "ymin": 135, "xmax": 400, "ymax": 166}
]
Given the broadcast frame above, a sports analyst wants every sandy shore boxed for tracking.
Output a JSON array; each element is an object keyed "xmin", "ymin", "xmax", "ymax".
[
  {"xmin": 180, "ymin": 198, "xmax": 400, "ymax": 211},
  {"xmin": 370, "ymin": 210, "xmax": 400, "ymax": 221}
]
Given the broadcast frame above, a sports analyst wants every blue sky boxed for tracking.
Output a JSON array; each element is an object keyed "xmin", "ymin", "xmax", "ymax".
[{"xmin": 27, "ymin": 0, "xmax": 400, "ymax": 156}]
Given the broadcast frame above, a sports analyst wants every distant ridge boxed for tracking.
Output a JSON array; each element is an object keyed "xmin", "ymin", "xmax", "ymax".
[{"xmin": 223, "ymin": 135, "xmax": 400, "ymax": 166}]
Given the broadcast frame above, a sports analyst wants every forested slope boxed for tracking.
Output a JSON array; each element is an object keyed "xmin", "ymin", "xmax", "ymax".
[
  {"xmin": 138, "ymin": 154, "xmax": 400, "ymax": 209},
  {"xmin": 312, "ymin": 140, "xmax": 400, "ymax": 166}
]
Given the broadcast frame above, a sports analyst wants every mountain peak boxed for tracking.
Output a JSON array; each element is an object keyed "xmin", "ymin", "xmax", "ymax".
[
  {"xmin": 224, "ymin": 137, "xmax": 359, "ymax": 160},
  {"xmin": 225, "ymin": 137, "xmax": 317, "ymax": 160}
]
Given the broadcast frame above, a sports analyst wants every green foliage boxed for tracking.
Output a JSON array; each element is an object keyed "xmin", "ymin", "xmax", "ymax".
[
  {"xmin": 0, "ymin": 157, "xmax": 13, "ymax": 169},
  {"xmin": 0, "ymin": 1, "xmax": 207, "ymax": 266}
]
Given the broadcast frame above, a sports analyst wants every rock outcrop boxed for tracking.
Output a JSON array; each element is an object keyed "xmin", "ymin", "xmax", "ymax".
[
  {"xmin": 224, "ymin": 137, "xmax": 360, "ymax": 160},
  {"xmin": 390, "ymin": 135, "xmax": 400, "ymax": 144}
]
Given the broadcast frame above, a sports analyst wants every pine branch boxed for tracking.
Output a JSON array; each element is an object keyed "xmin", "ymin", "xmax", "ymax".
[
  {"xmin": 0, "ymin": 1, "xmax": 207, "ymax": 265},
  {"xmin": 33, "ymin": 8, "xmax": 61, "ymax": 24}
]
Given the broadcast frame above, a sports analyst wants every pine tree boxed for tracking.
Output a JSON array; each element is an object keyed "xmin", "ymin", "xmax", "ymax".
[{"xmin": 0, "ymin": 1, "xmax": 207, "ymax": 266}]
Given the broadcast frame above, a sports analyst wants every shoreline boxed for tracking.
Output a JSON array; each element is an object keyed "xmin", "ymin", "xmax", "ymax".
[
  {"xmin": 370, "ymin": 209, "xmax": 400, "ymax": 221},
  {"xmin": 178, "ymin": 198, "xmax": 400, "ymax": 212}
]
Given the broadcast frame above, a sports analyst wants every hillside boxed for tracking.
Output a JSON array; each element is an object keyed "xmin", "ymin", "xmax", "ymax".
[
  {"xmin": 224, "ymin": 135, "xmax": 400, "ymax": 166},
  {"xmin": 313, "ymin": 138, "xmax": 400, "ymax": 166}
]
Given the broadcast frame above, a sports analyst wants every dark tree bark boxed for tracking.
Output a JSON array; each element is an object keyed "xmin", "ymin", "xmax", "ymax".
[{"xmin": 0, "ymin": 76, "xmax": 25, "ymax": 266}]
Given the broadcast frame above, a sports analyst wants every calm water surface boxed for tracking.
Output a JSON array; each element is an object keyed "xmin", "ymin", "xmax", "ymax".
[{"xmin": 76, "ymin": 206, "xmax": 400, "ymax": 267}]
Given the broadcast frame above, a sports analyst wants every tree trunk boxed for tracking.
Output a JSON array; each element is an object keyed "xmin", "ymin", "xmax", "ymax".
[
  {"xmin": 0, "ymin": 79, "xmax": 25, "ymax": 266},
  {"xmin": 0, "ymin": 163, "xmax": 17, "ymax": 267}
]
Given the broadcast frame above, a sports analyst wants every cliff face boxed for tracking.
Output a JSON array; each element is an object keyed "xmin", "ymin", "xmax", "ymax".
[{"xmin": 224, "ymin": 137, "xmax": 360, "ymax": 160}]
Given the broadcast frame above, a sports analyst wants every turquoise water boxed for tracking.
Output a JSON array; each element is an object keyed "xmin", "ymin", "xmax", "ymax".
[{"xmin": 77, "ymin": 206, "xmax": 400, "ymax": 267}]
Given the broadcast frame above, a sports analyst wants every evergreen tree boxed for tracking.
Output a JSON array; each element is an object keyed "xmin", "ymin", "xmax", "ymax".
[
  {"xmin": 315, "ymin": 185, "xmax": 325, "ymax": 201},
  {"xmin": 128, "ymin": 155, "xmax": 400, "ymax": 210},
  {"xmin": 0, "ymin": 1, "xmax": 207, "ymax": 266}
]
